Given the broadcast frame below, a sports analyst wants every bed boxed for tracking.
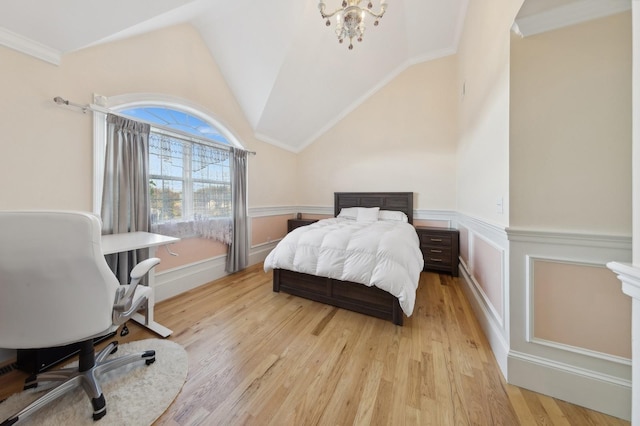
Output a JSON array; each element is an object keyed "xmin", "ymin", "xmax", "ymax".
[{"xmin": 264, "ymin": 192, "xmax": 422, "ymax": 325}]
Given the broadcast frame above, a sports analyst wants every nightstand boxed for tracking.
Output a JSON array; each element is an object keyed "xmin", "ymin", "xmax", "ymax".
[
  {"xmin": 415, "ymin": 226, "xmax": 459, "ymax": 277},
  {"xmin": 287, "ymin": 218, "xmax": 318, "ymax": 233}
]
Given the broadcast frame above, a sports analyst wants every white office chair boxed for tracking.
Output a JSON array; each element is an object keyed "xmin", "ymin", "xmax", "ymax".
[{"xmin": 0, "ymin": 211, "xmax": 160, "ymax": 424}]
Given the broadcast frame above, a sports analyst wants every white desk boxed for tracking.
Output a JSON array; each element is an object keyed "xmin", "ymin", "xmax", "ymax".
[{"xmin": 102, "ymin": 232, "xmax": 179, "ymax": 338}]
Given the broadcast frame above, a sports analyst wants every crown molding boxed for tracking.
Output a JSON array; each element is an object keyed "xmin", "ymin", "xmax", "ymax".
[
  {"xmin": 515, "ymin": 0, "xmax": 631, "ymax": 37},
  {"xmin": 0, "ymin": 26, "xmax": 61, "ymax": 65}
]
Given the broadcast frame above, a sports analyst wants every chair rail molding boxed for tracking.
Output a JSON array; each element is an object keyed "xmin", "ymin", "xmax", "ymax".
[{"xmin": 607, "ymin": 261, "xmax": 640, "ymax": 425}]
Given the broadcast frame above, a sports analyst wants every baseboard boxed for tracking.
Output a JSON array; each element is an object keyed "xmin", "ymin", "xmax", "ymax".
[
  {"xmin": 508, "ymin": 351, "xmax": 631, "ymax": 421},
  {"xmin": 458, "ymin": 263, "xmax": 509, "ymax": 377}
]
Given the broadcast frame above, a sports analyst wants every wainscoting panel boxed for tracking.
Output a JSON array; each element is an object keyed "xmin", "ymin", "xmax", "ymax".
[
  {"xmin": 456, "ymin": 214, "xmax": 510, "ymax": 376},
  {"xmin": 251, "ymin": 214, "xmax": 289, "ymax": 246},
  {"xmin": 530, "ymin": 258, "xmax": 631, "ymax": 359},
  {"xmin": 508, "ymin": 229, "xmax": 632, "ymax": 420}
]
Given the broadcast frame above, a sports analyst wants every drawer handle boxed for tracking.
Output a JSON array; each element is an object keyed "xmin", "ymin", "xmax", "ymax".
[
  {"xmin": 430, "ymin": 238, "xmax": 443, "ymax": 242},
  {"xmin": 430, "ymin": 249, "xmax": 442, "ymax": 253},
  {"xmin": 430, "ymin": 258, "xmax": 443, "ymax": 262}
]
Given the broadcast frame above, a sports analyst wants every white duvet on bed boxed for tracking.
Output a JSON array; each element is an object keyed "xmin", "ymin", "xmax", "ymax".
[{"xmin": 263, "ymin": 218, "xmax": 424, "ymax": 316}]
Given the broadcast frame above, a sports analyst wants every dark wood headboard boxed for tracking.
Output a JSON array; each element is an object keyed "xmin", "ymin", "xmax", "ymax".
[{"xmin": 334, "ymin": 192, "xmax": 414, "ymax": 224}]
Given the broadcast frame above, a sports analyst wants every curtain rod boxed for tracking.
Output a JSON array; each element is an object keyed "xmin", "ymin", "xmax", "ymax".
[{"xmin": 52, "ymin": 96, "xmax": 257, "ymax": 156}]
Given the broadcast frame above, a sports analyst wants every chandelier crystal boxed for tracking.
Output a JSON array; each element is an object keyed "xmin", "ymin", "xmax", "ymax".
[{"xmin": 318, "ymin": 0, "xmax": 388, "ymax": 50}]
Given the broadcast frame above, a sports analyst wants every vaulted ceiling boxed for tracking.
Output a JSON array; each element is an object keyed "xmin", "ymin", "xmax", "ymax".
[{"xmin": 0, "ymin": 0, "xmax": 630, "ymax": 152}]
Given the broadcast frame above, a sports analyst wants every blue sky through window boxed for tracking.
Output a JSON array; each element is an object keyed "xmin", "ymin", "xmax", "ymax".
[{"xmin": 121, "ymin": 107, "xmax": 230, "ymax": 145}]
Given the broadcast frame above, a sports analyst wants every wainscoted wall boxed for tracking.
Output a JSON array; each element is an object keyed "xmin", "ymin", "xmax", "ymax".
[
  {"xmin": 456, "ymin": 214, "xmax": 510, "ymax": 375},
  {"xmin": 153, "ymin": 207, "xmax": 293, "ymax": 302},
  {"xmin": 507, "ymin": 229, "xmax": 632, "ymax": 420},
  {"xmin": 456, "ymin": 213, "xmax": 633, "ymax": 420},
  {"xmin": 155, "ymin": 238, "xmax": 227, "ymax": 272},
  {"xmin": 251, "ymin": 214, "xmax": 289, "ymax": 246}
]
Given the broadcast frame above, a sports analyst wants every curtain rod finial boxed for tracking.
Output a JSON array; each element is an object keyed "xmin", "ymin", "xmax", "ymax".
[{"xmin": 53, "ymin": 96, "xmax": 68, "ymax": 105}]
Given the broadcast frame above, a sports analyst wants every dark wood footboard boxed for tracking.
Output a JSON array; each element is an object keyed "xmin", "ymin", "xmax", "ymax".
[{"xmin": 273, "ymin": 268, "xmax": 403, "ymax": 326}]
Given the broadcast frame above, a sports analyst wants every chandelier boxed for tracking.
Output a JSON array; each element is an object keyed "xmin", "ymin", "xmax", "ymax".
[{"xmin": 318, "ymin": 0, "xmax": 388, "ymax": 50}]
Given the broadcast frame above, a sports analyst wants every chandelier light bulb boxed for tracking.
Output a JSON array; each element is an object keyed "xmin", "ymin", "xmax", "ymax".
[{"xmin": 318, "ymin": 0, "xmax": 387, "ymax": 50}]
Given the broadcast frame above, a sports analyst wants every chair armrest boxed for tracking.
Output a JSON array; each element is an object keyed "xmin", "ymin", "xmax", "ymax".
[
  {"xmin": 114, "ymin": 257, "xmax": 161, "ymax": 311},
  {"xmin": 130, "ymin": 258, "xmax": 161, "ymax": 280},
  {"xmin": 113, "ymin": 295, "xmax": 149, "ymax": 325}
]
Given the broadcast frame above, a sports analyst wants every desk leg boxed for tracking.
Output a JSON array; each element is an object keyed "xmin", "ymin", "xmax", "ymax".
[
  {"xmin": 131, "ymin": 313, "xmax": 172, "ymax": 338},
  {"xmin": 132, "ymin": 246, "xmax": 173, "ymax": 337}
]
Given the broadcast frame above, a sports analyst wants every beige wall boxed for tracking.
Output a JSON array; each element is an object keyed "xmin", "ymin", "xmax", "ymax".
[
  {"xmin": 296, "ymin": 57, "xmax": 458, "ymax": 211},
  {"xmin": 510, "ymin": 12, "xmax": 632, "ymax": 234},
  {"xmin": 456, "ymin": 0, "xmax": 523, "ymax": 226},
  {"xmin": 0, "ymin": 24, "xmax": 299, "ymax": 270},
  {"xmin": 0, "ymin": 24, "xmax": 297, "ymax": 212}
]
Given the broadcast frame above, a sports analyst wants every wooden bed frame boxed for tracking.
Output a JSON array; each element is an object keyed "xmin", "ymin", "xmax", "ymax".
[{"xmin": 272, "ymin": 192, "xmax": 414, "ymax": 326}]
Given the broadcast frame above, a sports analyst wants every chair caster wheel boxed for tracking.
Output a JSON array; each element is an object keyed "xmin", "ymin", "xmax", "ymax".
[
  {"xmin": 92, "ymin": 394, "xmax": 106, "ymax": 421},
  {"xmin": 145, "ymin": 357, "xmax": 156, "ymax": 366}
]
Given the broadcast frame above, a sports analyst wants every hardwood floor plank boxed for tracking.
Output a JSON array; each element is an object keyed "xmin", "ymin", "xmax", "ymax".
[
  {"xmin": 537, "ymin": 393, "xmax": 573, "ymax": 426},
  {"xmin": 0, "ymin": 264, "xmax": 630, "ymax": 425},
  {"xmin": 352, "ymin": 359, "xmax": 384, "ymax": 425},
  {"xmin": 480, "ymin": 366, "xmax": 521, "ymax": 425},
  {"xmin": 506, "ymin": 383, "xmax": 541, "ymax": 425}
]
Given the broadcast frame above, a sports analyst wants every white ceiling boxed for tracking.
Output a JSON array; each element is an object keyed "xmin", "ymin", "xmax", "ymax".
[{"xmin": 0, "ymin": 0, "xmax": 631, "ymax": 152}]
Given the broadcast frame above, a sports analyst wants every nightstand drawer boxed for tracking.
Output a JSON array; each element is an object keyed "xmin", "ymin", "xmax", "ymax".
[
  {"xmin": 423, "ymin": 246, "xmax": 452, "ymax": 259},
  {"xmin": 424, "ymin": 253, "xmax": 453, "ymax": 266},
  {"xmin": 420, "ymin": 233, "xmax": 453, "ymax": 247}
]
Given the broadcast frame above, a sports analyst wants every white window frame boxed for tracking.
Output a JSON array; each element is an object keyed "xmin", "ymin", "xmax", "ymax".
[{"xmin": 92, "ymin": 93, "xmax": 245, "ymax": 215}]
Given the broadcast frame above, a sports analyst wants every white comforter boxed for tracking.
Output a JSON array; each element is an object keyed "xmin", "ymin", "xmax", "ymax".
[{"xmin": 263, "ymin": 218, "xmax": 424, "ymax": 316}]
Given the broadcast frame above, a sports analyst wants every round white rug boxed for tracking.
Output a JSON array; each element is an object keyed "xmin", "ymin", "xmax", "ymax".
[{"xmin": 0, "ymin": 338, "xmax": 188, "ymax": 426}]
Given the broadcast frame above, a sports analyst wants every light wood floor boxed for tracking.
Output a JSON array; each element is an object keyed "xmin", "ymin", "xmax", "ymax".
[{"xmin": 0, "ymin": 264, "xmax": 630, "ymax": 425}]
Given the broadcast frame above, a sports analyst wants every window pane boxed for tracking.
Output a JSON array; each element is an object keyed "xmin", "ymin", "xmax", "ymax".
[
  {"xmin": 149, "ymin": 135, "xmax": 185, "ymax": 179},
  {"xmin": 150, "ymin": 178, "xmax": 183, "ymax": 222},
  {"xmin": 191, "ymin": 143, "xmax": 231, "ymax": 218},
  {"xmin": 193, "ymin": 182, "xmax": 231, "ymax": 217},
  {"xmin": 191, "ymin": 143, "xmax": 230, "ymax": 181}
]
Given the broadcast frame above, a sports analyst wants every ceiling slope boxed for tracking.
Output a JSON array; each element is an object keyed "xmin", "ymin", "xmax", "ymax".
[{"xmin": 0, "ymin": 0, "xmax": 629, "ymax": 152}]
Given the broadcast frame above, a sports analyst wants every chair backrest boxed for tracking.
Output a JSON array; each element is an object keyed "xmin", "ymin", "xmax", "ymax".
[{"xmin": 0, "ymin": 211, "xmax": 120, "ymax": 349}]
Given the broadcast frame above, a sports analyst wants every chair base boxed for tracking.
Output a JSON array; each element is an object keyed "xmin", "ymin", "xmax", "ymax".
[{"xmin": 1, "ymin": 339, "xmax": 155, "ymax": 425}]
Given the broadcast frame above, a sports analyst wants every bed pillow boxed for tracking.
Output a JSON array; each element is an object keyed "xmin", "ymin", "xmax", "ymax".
[
  {"xmin": 378, "ymin": 210, "xmax": 408, "ymax": 223},
  {"xmin": 356, "ymin": 207, "xmax": 380, "ymax": 223},
  {"xmin": 337, "ymin": 207, "xmax": 358, "ymax": 220}
]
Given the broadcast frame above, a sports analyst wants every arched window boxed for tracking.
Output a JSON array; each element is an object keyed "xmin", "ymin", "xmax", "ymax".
[
  {"xmin": 118, "ymin": 106, "xmax": 231, "ymax": 145},
  {"xmin": 94, "ymin": 95, "xmax": 246, "ymax": 244}
]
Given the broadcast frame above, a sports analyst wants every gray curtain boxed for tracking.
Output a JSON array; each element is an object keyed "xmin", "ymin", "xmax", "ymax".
[
  {"xmin": 101, "ymin": 114, "xmax": 151, "ymax": 284},
  {"xmin": 225, "ymin": 147, "xmax": 249, "ymax": 273}
]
